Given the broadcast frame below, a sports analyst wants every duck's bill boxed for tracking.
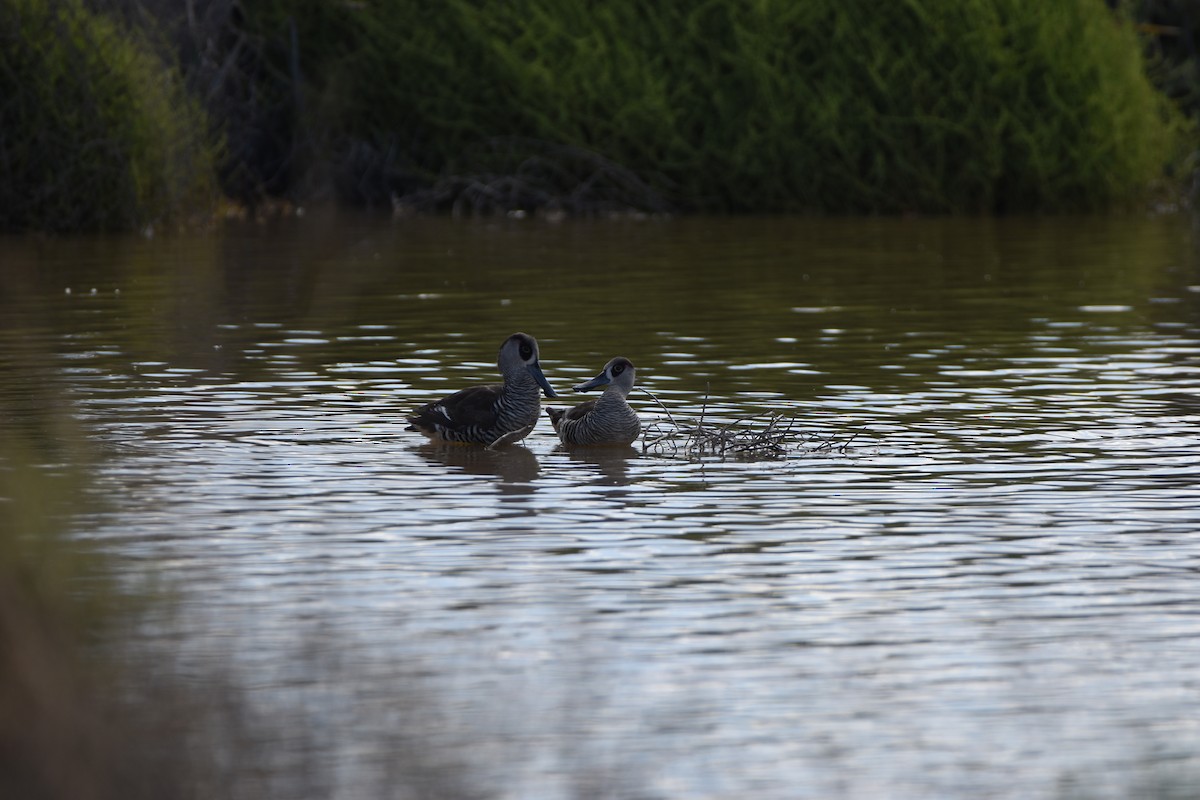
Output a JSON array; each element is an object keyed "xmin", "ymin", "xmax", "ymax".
[
  {"xmin": 572, "ymin": 371, "xmax": 611, "ymax": 393},
  {"xmin": 529, "ymin": 361, "xmax": 558, "ymax": 398}
]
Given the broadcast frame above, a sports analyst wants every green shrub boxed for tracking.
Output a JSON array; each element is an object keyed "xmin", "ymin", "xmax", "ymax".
[
  {"xmin": 237, "ymin": 0, "xmax": 1180, "ymax": 214},
  {"xmin": 0, "ymin": 0, "xmax": 216, "ymax": 232}
]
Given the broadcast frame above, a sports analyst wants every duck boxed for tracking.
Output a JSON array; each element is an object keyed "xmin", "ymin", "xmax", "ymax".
[
  {"xmin": 547, "ymin": 357, "xmax": 641, "ymax": 446},
  {"xmin": 406, "ymin": 332, "xmax": 558, "ymax": 447}
]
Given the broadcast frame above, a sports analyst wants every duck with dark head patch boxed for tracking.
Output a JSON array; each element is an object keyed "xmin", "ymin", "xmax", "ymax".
[
  {"xmin": 547, "ymin": 357, "xmax": 640, "ymax": 446},
  {"xmin": 407, "ymin": 333, "xmax": 558, "ymax": 447}
]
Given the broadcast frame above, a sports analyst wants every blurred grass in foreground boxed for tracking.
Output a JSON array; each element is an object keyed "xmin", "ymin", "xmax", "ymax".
[{"xmin": 0, "ymin": 386, "xmax": 488, "ymax": 798}]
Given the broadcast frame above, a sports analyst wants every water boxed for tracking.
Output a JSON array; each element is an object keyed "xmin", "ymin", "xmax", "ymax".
[{"xmin": 3, "ymin": 215, "xmax": 1200, "ymax": 798}]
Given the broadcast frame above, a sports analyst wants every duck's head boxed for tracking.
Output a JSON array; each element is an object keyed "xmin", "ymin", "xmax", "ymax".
[
  {"xmin": 499, "ymin": 332, "xmax": 558, "ymax": 398},
  {"xmin": 573, "ymin": 357, "xmax": 636, "ymax": 395}
]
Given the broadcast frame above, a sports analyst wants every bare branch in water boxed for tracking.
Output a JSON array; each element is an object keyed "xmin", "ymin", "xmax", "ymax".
[{"xmin": 637, "ymin": 394, "xmax": 864, "ymax": 462}]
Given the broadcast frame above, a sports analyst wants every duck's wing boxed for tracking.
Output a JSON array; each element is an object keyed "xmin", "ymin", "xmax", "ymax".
[
  {"xmin": 406, "ymin": 384, "xmax": 502, "ymax": 433},
  {"xmin": 563, "ymin": 399, "xmax": 597, "ymax": 422},
  {"xmin": 546, "ymin": 399, "xmax": 596, "ymax": 435}
]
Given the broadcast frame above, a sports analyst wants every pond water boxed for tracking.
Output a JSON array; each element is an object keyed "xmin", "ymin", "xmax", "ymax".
[{"xmin": 3, "ymin": 214, "xmax": 1200, "ymax": 798}]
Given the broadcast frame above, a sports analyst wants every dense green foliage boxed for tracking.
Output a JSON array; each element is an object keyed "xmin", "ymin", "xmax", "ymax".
[
  {"xmin": 0, "ymin": 0, "xmax": 215, "ymax": 232},
  {"xmin": 239, "ymin": 0, "xmax": 1179, "ymax": 214},
  {"xmin": 0, "ymin": 0, "xmax": 1189, "ymax": 229}
]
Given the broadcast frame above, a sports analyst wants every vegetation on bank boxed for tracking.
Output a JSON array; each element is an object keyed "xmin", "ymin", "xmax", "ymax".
[
  {"xmin": 0, "ymin": 0, "xmax": 216, "ymax": 233},
  {"xmin": 242, "ymin": 0, "xmax": 1181, "ymax": 215},
  {"xmin": 0, "ymin": 0, "xmax": 1195, "ymax": 230}
]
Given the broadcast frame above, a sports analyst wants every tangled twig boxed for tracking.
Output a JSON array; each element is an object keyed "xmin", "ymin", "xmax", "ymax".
[{"xmin": 638, "ymin": 389, "xmax": 862, "ymax": 461}]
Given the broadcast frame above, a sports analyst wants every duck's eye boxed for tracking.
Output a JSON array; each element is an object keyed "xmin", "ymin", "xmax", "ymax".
[
  {"xmin": 612, "ymin": 363, "xmax": 624, "ymax": 375},
  {"xmin": 519, "ymin": 343, "xmax": 533, "ymax": 360}
]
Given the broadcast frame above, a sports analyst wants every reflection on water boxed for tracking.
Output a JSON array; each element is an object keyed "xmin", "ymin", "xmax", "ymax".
[
  {"xmin": 416, "ymin": 442, "xmax": 541, "ymax": 487},
  {"xmin": 556, "ymin": 445, "xmax": 640, "ymax": 486},
  {"xmin": 3, "ymin": 215, "xmax": 1200, "ymax": 798}
]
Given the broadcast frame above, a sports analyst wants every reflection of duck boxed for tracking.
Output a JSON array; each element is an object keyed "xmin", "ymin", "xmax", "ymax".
[
  {"xmin": 406, "ymin": 333, "xmax": 558, "ymax": 447},
  {"xmin": 556, "ymin": 444, "xmax": 639, "ymax": 486},
  {"xmin": 547, "ymin": 357, "xmax": 640, "ymax": 446},
  {"xmin": 415, "ymin": 442, "xmax": 540, "ymax": 485}
]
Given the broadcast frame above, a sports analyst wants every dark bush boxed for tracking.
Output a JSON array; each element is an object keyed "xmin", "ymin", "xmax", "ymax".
[{"xmin": 0, "ymin": 0, "xmax": 216, "ymax": 233}]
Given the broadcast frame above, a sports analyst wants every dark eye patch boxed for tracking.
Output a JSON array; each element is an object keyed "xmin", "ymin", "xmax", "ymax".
[
  {"xmin": 519, "ymin": 343, "xmax": 533, "ymax": 360},
  {"xmin": 612, "ymin": 363, "xmax": 625, "ymax": 375}
]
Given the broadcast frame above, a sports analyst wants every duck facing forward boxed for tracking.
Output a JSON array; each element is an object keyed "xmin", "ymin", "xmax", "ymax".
[
  {"xmin": 547, "ymin": 357, "xmax": 640, "ymax": 446},
  {"xmin": 406, "ymin": 332, "xmax": 558, "ymax": 447}
]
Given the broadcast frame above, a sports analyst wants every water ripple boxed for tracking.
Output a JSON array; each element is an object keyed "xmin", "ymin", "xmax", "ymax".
[{"xmin": 11, "ymin": 216, "xmax": 1200, "ymax": 798}]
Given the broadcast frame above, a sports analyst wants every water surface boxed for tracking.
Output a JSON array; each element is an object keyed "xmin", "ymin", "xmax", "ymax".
[{"xmin": 3, "ymin": 215, "xmax": 1200, "ymax": 798}]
